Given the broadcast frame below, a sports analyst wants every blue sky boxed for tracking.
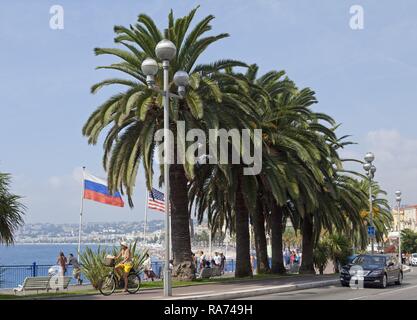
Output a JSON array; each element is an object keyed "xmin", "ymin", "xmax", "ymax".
[{"xmin": 1, "ymin": 0, "xmax": 417, "ymax": 223}]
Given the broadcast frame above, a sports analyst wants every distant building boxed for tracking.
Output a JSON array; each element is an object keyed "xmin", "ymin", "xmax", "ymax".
[{"xmin": 392, "ymin": 205, "xmax": 417, "ymax": 232}]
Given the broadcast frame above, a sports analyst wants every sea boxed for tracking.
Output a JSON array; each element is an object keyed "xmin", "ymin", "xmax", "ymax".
[{"xmin": 0, "ymin": 243, "xmax": 121, "ymax": 266}]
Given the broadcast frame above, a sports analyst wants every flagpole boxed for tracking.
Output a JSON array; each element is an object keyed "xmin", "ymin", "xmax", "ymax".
[
  {"xmin": 169, "ymin": 211, "xmax": 172, "ymax": 260},
  {"xmin": 143, "ymin": 191, "xmax": 148, "ymax": 246},
  {"xmin": 77, "ymin": 166, "xmax": 86, "ymax": 260}
]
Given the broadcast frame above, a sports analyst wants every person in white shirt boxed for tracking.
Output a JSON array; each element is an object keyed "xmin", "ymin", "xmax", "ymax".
[
  {"xmin": 198, "ymin": 251, "xmax": 206, "ymax": 271},
  {"xmin": 143, "ymin": 253, "xmax": 155, "ymax": 281},
  {"xmin": 214, "ymin": 252, "xmax": 222, "ymax": 266}
]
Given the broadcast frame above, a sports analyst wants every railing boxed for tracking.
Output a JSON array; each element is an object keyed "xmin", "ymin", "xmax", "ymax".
[
  {"xmin": 0, "ymin": 259, "xmax": 237, "ymax": 289},
  {"xmin": 0, "ymin": 263, "xmax": 88, "ymax": 289}
]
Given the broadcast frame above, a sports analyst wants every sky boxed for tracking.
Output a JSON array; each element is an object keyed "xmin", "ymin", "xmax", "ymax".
[{"xmin": 1, "ymin": 0, "xmax": 417, "ymax": 223}]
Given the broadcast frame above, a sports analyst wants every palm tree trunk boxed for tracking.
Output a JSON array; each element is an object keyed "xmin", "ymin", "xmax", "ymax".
[
  {"xmin": 271, "ymin": 202, "xmax": 286, "ymax": 274},
  {"xmin": 333, "ymin": 260, "xmax": 340, "ymax": 273},
  {"xmin": 252, "ymin": 197, "xmax": 270, "ymax": 274},
  {"xmin": 170, "ymin": 163, "xmax": 195, "ymax": 280},
  {"xmin": 235, "ymin": 178, "xmax": 252, "ymax": 278},
  {"xmin": 299, "ymin": 214, "xmax": 316, "ymax": 274}
]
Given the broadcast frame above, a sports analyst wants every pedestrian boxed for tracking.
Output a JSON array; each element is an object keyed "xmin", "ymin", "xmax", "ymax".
[
  {"xmin": 195, "ymin": 251, "xmax": 200, "ymax": 270},
  {"xmin": 191, "ymin": 252, "xmax": 197, "ymax": 269},
  {"xmin": 284, "ymin": 249, "xmax": 290, "ymax": 267},
  {"xmin": 199, "ymin": 251, "xmax": 206, "ymax": 271},
  {"xmin": 214, "ymin": 252, "xmax": 221, "ymax": 267},
  {"xmin": 56, "ymin": 251, "xmax": 67, "ymax": 276},
  {"xmin": 294, "ymin": 251, "xmax": 300, "ymax": 265},
  {"xmin": 67, "ymin": 253, "xmax": 82, "ymax": 285},
  {"xmin": 211, "ymin": 256, "xmax": 216, "ymax": 267},
  {"xmin": 250, "ymin": 254, "xmax": 255, "ymax": 273},
  {"xmin": 143, "ymin": 253, "xmax": 155, "ymax": 281},
  {"xmin": 220, "ymin": 253, "xmax": 226, "ymax": 274}
]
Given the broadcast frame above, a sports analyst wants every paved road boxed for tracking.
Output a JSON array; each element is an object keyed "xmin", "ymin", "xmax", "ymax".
[{"xmin": 237, "ymin": 267, "xmax": 417, "ymax": 300}]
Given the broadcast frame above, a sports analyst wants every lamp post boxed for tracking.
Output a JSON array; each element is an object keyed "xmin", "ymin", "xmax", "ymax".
[
  {"xmin": 363, "ymin": 152, "xmax": 376, "ymax": 255},
  {"xmin": 395, "ymin": 190, "xmax": 402, "ymax": 266},
  {"xmin": 141, "ymin": 39, "xmax": 189, "ymax": 297}
]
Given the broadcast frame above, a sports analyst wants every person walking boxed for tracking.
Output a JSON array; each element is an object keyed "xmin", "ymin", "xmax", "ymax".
[
  {"xmin": 56, "ymin": 252, "xmax": 67, "ymax": 276},
  {"xmin": 67, "ymin": 253, "xmax": 82, "ymax": 285},
  {"xmin": 191, "ymin": 252, "xmax": 198, "ymax": 275},
  {"xmin": 214, "ymin": 252, "xmax": 221, "ymax": 267},
  {"xmin": 220, "ymin": 253, "xmax": 226, "ymax": 274},
  {"xmin": 290, "ymin": 251, "xmax": 296, "ymax": 268},
  {"xmin": 250, "ymin": 254, "xmax": 255, "ymax": 274},
  {"xmin": 199, "ymin": 251, "xmax": 206, "ymax": 272},
  {"xmin": 143, "ymin": 253, "xmax": 155, "ymax": 281}
]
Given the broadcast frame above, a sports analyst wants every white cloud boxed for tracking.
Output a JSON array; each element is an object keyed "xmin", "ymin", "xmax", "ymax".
[
  {"xmin": 47, "ymin": 167, "xmax": 83, "ymax": 189},
  {"xmin": 47, "ymin": 176, "xmax": 63, "ymax": 189},
  {"xmin": 72, "ymin": 167, "xmax": 84, "ymax": 183}
]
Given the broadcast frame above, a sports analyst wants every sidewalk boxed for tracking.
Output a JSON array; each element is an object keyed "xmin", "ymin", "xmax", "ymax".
[{"xmin": 51, "ymin": 274, "xmax": 339, "ymax": 300}]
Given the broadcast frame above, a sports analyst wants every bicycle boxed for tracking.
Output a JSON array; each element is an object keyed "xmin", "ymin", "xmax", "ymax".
[{"xmin": 98, "ymin": 258, "xmax": 141, "ymax": 296}]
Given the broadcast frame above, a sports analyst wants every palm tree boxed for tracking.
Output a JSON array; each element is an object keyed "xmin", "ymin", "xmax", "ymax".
[
  {"xmin": 0, "ymin": 172, "xmax": 25, "ymax": 244},
  {"xmin": 401, "ymin": 229, "xmax": 417, "ymax": 253},
  {"xmin": 82, "ymin": 7, "xmax": 248, "ymax": 280},
  {"xmin": 354, "ymin": 179, "xmax": 393, "ymax": 248},
  {"xmin": 252, "ymin": 69, "xmax": 331, "ymax": 275},
  {"xmin": 190, "ymin": 67, "xmax": 334, "ymax": 277}
]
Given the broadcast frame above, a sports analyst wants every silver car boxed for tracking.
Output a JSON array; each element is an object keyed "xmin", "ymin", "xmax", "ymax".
[{"xmin": 410, "ymin": 253, "xmax": 417, "ymax": 266}]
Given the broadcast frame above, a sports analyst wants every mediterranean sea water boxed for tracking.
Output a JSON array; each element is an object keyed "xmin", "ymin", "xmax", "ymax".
[{"xmin": 0, "ymin": 244, "xmax": 116, "ymax": 265}]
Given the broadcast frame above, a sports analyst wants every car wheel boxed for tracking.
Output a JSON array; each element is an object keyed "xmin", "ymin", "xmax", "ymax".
[
  {"xmin": 341, "ymin": 281, "xmax": 349, "ymax": 287},
  {"xmin": 380, "ymin": 274, "xmax": 388, "ymax": 288},
  {"xmin": 395, "ymin": 272, "xmax": 403, "ymax": 285}
]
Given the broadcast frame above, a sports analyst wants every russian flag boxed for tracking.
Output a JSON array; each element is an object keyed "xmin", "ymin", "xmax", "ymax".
[{"xmin": 83, "ymin": 172, "xmax": 124, "ymax": 207}]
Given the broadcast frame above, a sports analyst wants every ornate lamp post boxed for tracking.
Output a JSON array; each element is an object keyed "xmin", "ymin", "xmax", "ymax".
[
  {"xmin": 363, "ymin": 152, "xmax": 376, "ymax": 255},
  {"xmin": 141, "ymin": 39, "xmax": 189, "ymax": 297},
  {"xmin": 395, "ymin": 190, "xmax": 402, "ymax": 265}
]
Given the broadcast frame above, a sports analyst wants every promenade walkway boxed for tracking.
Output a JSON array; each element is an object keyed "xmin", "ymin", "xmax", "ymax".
[{"xmin": 51, "ymin": 274, "xmax": 338, "ymax": 300}]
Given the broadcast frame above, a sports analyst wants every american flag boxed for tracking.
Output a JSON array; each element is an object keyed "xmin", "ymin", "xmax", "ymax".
[{"xmin": 148, "ymin": 188, "xmax": 166, "ymax": 213}]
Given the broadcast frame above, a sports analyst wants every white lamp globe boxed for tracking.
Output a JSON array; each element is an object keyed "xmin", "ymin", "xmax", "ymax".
[
  {"xmin": 173, "ymin": 71, "xmax": 189, "ymax": 87},
  {"xmin": 141, "ymin": 58, "xmax": 159, "ymax": 76},
  {"xmin": 364, "ymin": 152, "xmax": 375, "ymax": 163},
  {"xmin": 155, "ymin": 39, "xmax": 177, "ymax": 61},
  {"xmin": 363, "ymin": 163, "xmax": 371, "ymax": 171}
]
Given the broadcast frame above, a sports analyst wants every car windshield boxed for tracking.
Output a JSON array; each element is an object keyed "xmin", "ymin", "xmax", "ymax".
[
  {"xmin": 352, "ymin": 255, "xmax": 385, "ymax": 268},
  {"xmin": 412, "ymin": 253, "xmax": 417, "ymax": 258}
]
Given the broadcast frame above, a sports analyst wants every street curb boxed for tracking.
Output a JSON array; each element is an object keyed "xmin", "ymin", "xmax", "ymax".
[{"xmin": 167, "ymin": 279, "xmax": 340, "ymax": 300}]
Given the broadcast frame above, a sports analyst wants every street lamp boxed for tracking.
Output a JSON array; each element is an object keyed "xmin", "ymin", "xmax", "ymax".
[
  {"xmin": 395, "ymin": 190, "xmax": 402, "ymax": 266},
  {"xmin": 363, "ymin": 152, "xmax": 376, "ymax": 255},
  {"xmin": 141, "ymin": 38, "xmax": 189, "ymax": 297}
]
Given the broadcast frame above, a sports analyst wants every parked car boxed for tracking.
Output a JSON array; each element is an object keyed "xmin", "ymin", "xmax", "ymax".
[
  {"xmin": 409, "ymin": 253, "xmax": 417, "ymax": 266},
  {"xmin": 347, "ymin": 254, "xmax": 358, "ymax": 263},
  {"xmin": 340, "ymin": 254, "xmax": 403, "ymax": 288}
]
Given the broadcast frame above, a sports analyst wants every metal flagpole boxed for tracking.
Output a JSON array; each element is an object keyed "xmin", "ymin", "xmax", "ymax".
[
  {"xmin": 77, "ymin": 166, "xmax": 86, "ymax": 260},
  {"xmin": 169, "ymin": 211, "xmax": 173, "ymax": 260},
  {"xmin": 209, "ymin": 226, "xmax": 212, "ymax": 259},
  {"xmin": 143, "ymin": 191, "xmax": 148, "ymax": 246}
]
